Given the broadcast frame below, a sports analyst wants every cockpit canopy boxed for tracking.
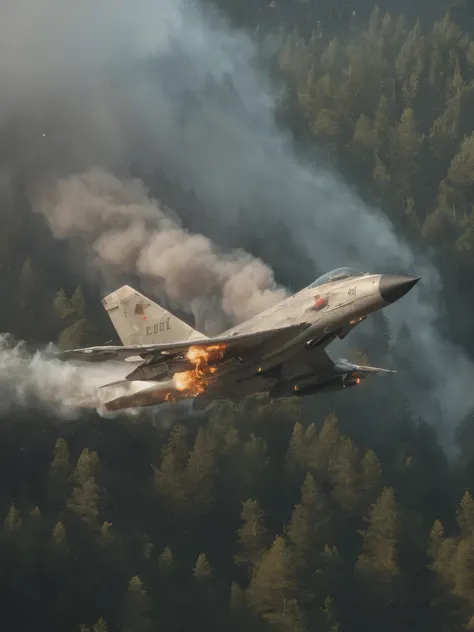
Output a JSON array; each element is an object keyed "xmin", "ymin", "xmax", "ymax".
[{"xmin": 308, "ymin": 267, "xmax": 365, "ymax": 289}]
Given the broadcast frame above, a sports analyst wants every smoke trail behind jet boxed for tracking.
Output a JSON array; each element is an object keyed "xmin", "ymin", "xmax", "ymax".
[{"xmin": 0, "ymin": 334, "xmax": 130, "ymax": 418}]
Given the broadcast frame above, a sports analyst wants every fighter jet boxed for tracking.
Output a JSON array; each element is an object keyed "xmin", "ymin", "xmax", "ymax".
[{"xmin": 59, "ymin": 267, "xmax": 420, "ymax": 412}]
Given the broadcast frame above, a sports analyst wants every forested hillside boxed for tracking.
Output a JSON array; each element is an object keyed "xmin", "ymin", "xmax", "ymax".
[{"xmin": 2, "ymin": 1, "xmax": 474, "ymax": 631}]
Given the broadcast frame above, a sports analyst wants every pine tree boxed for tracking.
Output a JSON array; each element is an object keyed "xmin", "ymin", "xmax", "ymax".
[
  {"xmin": 53, "ymin": 287, "xmax": 91, "ymax": 349},
  {"xmin": 51, "ymin": 521, "xmax": 68, "ymax": 552},
  {"xmin": 330, "ymin": 436, "xmax": 360, "ymax": 515},
  {"xmin": 122, "ymin": 576, "xmax": 152, "ymax": 632},
  {"xmin": 442, "ymin": 133, "xmax": 474, "ymax": 229},
  {"xmin": 368, "ymin": 6, "xmax": 381, "ymax": 38},
  {"xmin": 402, "ymin": 46, "xmax": 425, "ymax": 104},
  {"xmin": 53, "ymin": 289, "xmax": 71, "ymax": 321},
  {"xmin": 356, "ymin": 486, "xmax": 400, "ymax": 598},
  {"xmin": 301, "ymin": 422, "xmax": 318, "ymax": 454},
  {"xmin": 154, "ymin": 424, "xmax": 188, "ymax": 509},
  {"xmin": 70, "ymin": 286, "xmax": 86, "ymax": 317},
  {"xmin": 450, "ymin": 536, "xmax": 474, "ymax": 607},
  {"xmin": 55, "ymin": 286, "xmax": 91, "ymax": 350},
  {"xmin": 429, "ymin": 529, "xmax": 462, "ymax": 629},
  {"xmin": 234, "ymin": 499, "xmax": 268, "ymax": 574},
  {"xmin": 287, "ymin": 472, "xmax": 331, "ymax": 555},
  {"xmin": 248, "ymin": 535, "xmax": 301, "ymax": 628},
  {"xmin": 422, "ymin": 197, "xmax": 457, "ymax": 247},
  {"xmin": 68, "ymin": 448, "xmax": 102, "ymax": 526},
  {"xmin": 68, "ymin": 477, "xmax": 100, "ymax": 526},
  {"xmin": 428, "ymin": 519, "xmax": 445, "ymax": 560},
  {"xmin": 308, "ymin": 413, "xmax": 340, "ymax": 474},
  {"xmin": 380, "ymin": 12, "xmax": 394, "ymax": 39},
  {"xmin": 389, "ymin": 108, "xmax": 423, "ymax": 197},
  {"xmin": 4, "ymin": 504, "xmax": 22, "ymax": 532},
  {"xmin": 321, "ymin": 38, "xmax": 341, "ymax": 70},
  {"xmin": 374, "ymin": 95, "xmax": 391, "ymax": 146},
  {"xmin": 158, "ymin": 546, "xmax": 175, "ymax": 574},
  {"xmin": 430, "ymin": 90, "xmax": 462, "ymax": 159},
  {"xmin": 50, "ymin": 438, "xmax": 71, "ymax": 479},
  {"xmin": 392, "ymin": 14, "xmax": 407, "ymax": 49},
  {"xmin": 185, "ymin": 427, "xmax": 217, "ymax": 511},
  {"xmin": 193, "ymin": 552, "xmax": 213, "ymax": 580},
  {"xmin": 74, "ymin": 448, "xmax": 100, "ymax": 486},
  {"xmin": 285, "ymin": 422, "xmax": 306, "ymax": 478},
  {"xmin": 432, "ymin": 13, "xmax": 462, "ymax": 53},
  {"xmin": 395, "ymin": 20, "xmax": 423, "ymax": 83},
  {"xmin": 98, "ymin": 521, "xmax": 113, "ymax": 547},
  {"xmin": 360, "ymin": 450, "xmax": 382, "ymax": 507},
  {"xmin": 448, "ymin": 133, "xmax": 474, "ymax": 189},
  {"xmin": 29, "ymin": 506, "xmax": 41, "ymax": 524}
]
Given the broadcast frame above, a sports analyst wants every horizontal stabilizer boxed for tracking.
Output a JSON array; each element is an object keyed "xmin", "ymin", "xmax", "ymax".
[
  {"xmin": 352, "ymin": 364, "xmax": 396, "ymax": 374},
  {"xmin": 336, "ymin": 358, "xmax": 396, "ymax": 376},
  {"xmin": 98, "ymin": 379, "xmax": 143, "ymax": 390}
]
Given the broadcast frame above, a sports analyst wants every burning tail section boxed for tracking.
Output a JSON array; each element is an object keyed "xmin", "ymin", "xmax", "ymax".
[{"xmin": 102, "ymin": 285, "xmax": 206, "ymax": 347}]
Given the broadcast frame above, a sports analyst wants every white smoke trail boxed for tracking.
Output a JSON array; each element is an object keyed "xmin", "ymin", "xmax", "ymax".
[{"xmin": 0, "ymin": 334, "xmax": 131, "ymax": 418}]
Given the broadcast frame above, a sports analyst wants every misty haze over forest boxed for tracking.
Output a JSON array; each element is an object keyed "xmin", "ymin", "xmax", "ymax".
[{"xmin": 1, "ymin": 0, "xmax": 474, "ymax": 631}]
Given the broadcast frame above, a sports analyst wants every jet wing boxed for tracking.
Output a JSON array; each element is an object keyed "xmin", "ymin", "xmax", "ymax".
[{"xmin": 58, "ymin": 322, "xmax": 311, "ymax": 363}]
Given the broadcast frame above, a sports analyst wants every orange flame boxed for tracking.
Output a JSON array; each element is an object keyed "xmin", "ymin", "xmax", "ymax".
[{"xmin": 173, "ymin": 344, "xmax": 226, "ymax": 397}]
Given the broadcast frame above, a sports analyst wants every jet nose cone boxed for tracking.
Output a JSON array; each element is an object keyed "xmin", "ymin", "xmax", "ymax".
[{"xmin": 379, "ymin": 274, "xmax": 420, "ymax": 304}]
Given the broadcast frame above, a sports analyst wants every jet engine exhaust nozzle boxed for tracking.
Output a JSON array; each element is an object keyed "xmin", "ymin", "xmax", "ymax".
[{"xmin": 378, "ymin": 274, "xmax": 420, "ymax": 304}]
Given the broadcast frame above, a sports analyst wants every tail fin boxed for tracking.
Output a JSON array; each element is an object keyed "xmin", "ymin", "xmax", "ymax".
[{"xmin": 102, "ymin": 285, "xmax": 206, "ymax": 346}]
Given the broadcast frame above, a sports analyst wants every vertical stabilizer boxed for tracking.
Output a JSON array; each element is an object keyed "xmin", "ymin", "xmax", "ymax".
[{"xmin": 102, "ymin": 285, "xmax": 206, "ymax": 346}]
